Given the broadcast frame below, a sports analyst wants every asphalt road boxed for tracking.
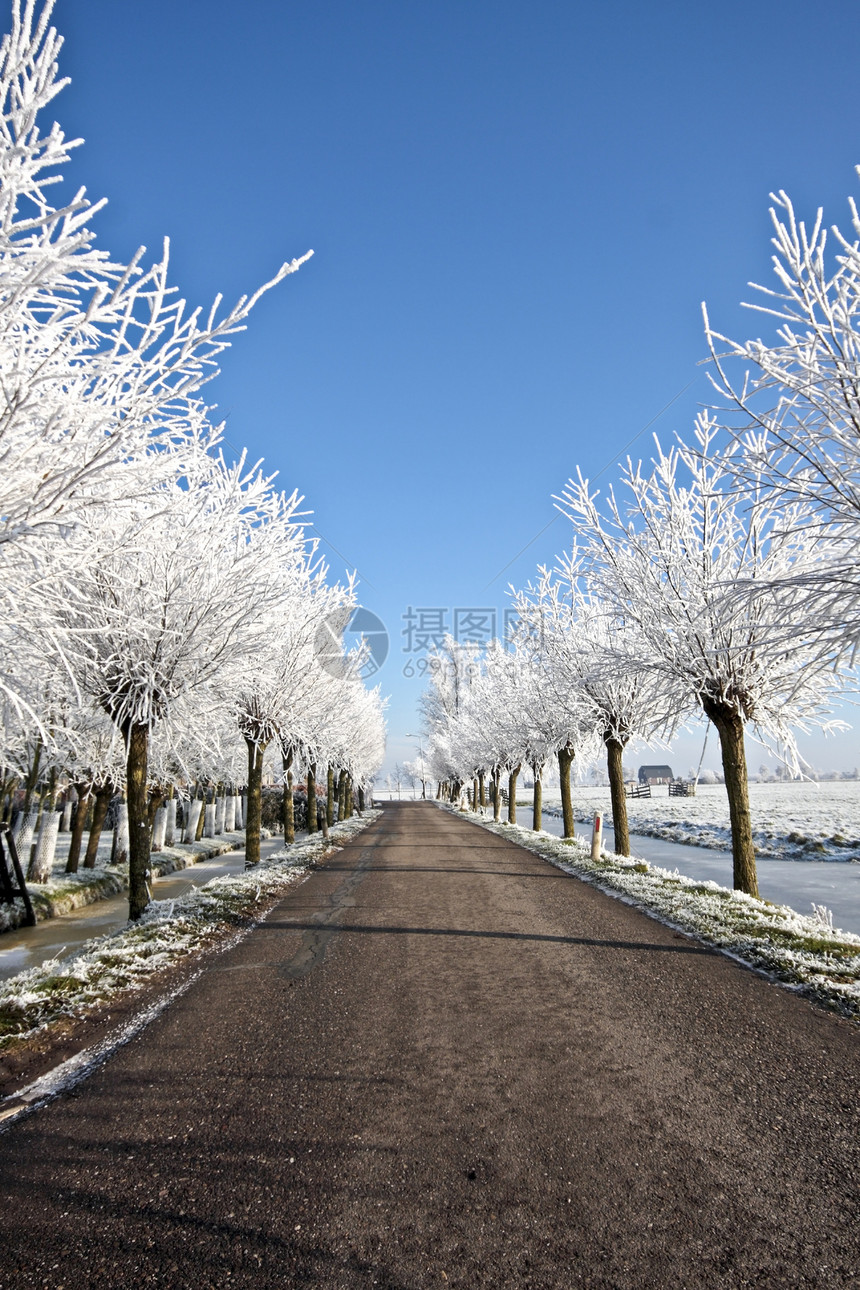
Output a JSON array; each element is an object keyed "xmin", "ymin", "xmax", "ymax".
[{"xmin": 0, "ymin": 802, "xmax": 858, "ymax": 1288}]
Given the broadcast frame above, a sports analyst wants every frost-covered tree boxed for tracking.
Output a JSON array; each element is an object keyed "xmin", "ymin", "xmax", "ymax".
[
  {"xmin": 513, "ymin": 575, "xmax": 682, "ymax": 854},
  {"xmin": 703, "ymin": 173, "xmax": 860, "ymax": 651},
  {"xmin": 558, "ymin": 418, "xmax": 845, "ymax": 895},
  {"xmin": 48, "ymin": 455, "xmax": 306, "ymax": 916},
  {"xmin": 232, "ymin": 564, "xmax": 350, "ymax": 862},
  {"xmin": 420, "ymin": 637, "xmax": 484, "ymax": 805}
]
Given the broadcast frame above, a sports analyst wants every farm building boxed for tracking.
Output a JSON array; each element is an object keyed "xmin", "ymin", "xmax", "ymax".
[{"xmin": 638, "ymin": 764, "xmax": 674, "ymax": 785}]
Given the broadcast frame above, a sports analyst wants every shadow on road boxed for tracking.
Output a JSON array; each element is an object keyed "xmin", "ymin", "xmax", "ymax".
[{"xmin": 261, "ymin": 920, "xmax": 714, "ymax": 954}]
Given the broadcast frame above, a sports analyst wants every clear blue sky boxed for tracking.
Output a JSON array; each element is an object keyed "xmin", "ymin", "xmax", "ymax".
[{"xmin": 54, "ymin": 0, "xmax": 860, "ymax": 777}]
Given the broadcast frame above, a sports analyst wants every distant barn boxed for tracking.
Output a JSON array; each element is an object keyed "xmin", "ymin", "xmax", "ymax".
[{"xmin": 638, "ymin": 764, "xmax": 673, "ymax": 785}]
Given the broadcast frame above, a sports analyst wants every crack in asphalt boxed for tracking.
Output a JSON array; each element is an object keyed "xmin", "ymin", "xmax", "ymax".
[{"xmin": 274, "ymin": 844, "xmax": 377, "ymax": 980}]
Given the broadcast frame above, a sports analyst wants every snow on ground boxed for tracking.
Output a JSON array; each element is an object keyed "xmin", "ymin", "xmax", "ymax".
[
  {"xmin": 0, "ymin": 813, "xmax": 379, "ymax": 1051},
  {"xmin": 543, "ymin": 780, "xmax": 860, "ymax": 861}
]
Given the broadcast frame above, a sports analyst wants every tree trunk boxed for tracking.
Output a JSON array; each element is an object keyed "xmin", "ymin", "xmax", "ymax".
[
  {"xmin": 507, "ymin": 764, "xmax": 521, "ymax": 825},
  {"xmin": 65, "ymin": 782, "xmax": 92, "ymax": 873},
  {"xmin": 345, "ymin": 772, "xmax": 354, "ymax": 818},
  {"xmin": 21, "ymin": 741, "xmax": 42, "ymax": 816},
  {"xmin": 478, "ymin": 771, "xmax": 486, "ymax": 809},
  {"xmin": 605, "ymin": 735, "xmax": 630, "ymax": 857},
  {"xmin": 357, "ymin": 785, "xmax": 366, "ymax": 812},
  {"xmin": 282, "ymin": 746, "xmax": 295, "ymax": 844},
  {"xmin": 702, "ymin": 698, "xmax": 759, "ymax": 897},
  {"xmin": 60, "ymin": 794, "xmax": 73, "ymax": 832},
  {"xmin": 124, "ymin": 722, "xmax": 151, "ymax": 920},
  {"xmin": 152, "ymin": 805, "xmax": 168, "ymax": 851},
  {"xmin": 532, "ymin": 771, "xmax": 542, "ymax": 832},
  {"xmin": 472, "ymin": 777, "xmax": 478, "ymax": 810},
  {"xmin": 558, "ymin": 744, "xmax": 575, "ymax": 838},
  {"xmin": 45, "ymin": 765, "xmax": 57, "ymax": 812},
  {"xmin": 83, "ymin": 783, "xmax": 113, "ymax": 868},
  {"xmin": 338, "ymin": 771, "xmax": 348, "ymax": 821},
  {"xmin": 307, "ymin": 764, "xmax": 317, "ymax": 833},
  {"xmin": 165, "ymin": 795, "xmax": 177, "ymax": 845},
  {"xmin": 1, "ymin": 775, "xmax": 18, "ymax": 825},
  {"xmin": 245, "ymin": 738, "xmax": 267, "ymax": 866},
  {"xmin": 195, "ymin": 788, "xmax": 208, "ymax": 840},
  {"xmin": 14, "ymin": 812, "xmax": 38, "ymax": 868},
  {"xmin": 492, "ymin": 768, "xmax": 501, "ymax": 821}
]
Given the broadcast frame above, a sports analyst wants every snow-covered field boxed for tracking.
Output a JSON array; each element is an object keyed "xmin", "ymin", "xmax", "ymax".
[{"xmin": 545, "ymin": 781, "xmax": 860, "ymax": 861}]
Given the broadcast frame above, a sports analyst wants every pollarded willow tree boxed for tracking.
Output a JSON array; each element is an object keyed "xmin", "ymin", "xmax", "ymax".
[
  {"xmin": 512, "ymin": 574, "xmax": 684, "ymax": 855},
  {"xmin": 558, "ymin": 416, "xmax": 846, "ymax": 896},
  {"xmin": 476, "ymin": 639, "xmax": 591, "ymax": 834},
  {"xmin": 50, "ymin": 453, "xmax": 310, "ymax": 917},
  {"xmin": 232, "ymin": 574, "xmax": 356, "ymax": 864}
]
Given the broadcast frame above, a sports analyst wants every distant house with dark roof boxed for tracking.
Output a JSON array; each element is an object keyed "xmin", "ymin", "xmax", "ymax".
[{"xmin": 638, "ymin": 764, "xmax": 673, "ymax": 785}]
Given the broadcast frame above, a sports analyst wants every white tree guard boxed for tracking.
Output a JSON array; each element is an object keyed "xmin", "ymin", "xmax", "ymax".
[
  {"xmin": 13, "ymin": 811, "xmax": 38, "ymax": 862},
  {"xmin": 204, "ymin": 803, "xmax": 216, "ymax": 838},
  {"xmin": 225, "ymin": 795, "xmax": 236, "ymax": 832},
  {"xmin": 165, "ymin": 798, "xmax": 177, "ymax": 847},
  {"xmin": 30, "ymin": 811, "xmax": 61, "ymax": 883},
  {"xmin": 184, "ymin": 798, "xmax": 203, "ymax": 844},
  {"xmin": 113, "ymin": 804, "xmax": 130, "ymax": 866},
  {"xmin": 152, "ymin": 806, "xmax": 167, "ymax": 851},
  {"xmin": 61, "ymin": 797, "xmax": 74, "ymax": 832},
  {"xmin": 214, "ymin": 796, "xmax": 226, "ymax": 835}
]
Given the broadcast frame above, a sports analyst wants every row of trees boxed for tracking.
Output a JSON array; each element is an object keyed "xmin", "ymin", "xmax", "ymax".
[
  {"xmin": 422, "ymin": 171, "xmax": 860, "ymax": 898},
  {"xmin": 0, "ymin": 1, "xmax": 385, "ymax": 919}
]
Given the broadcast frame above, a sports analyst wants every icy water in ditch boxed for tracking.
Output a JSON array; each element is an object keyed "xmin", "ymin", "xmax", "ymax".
[
  {"xmin": 0, "ymin": 837, "xmax": 286, "ymax": 984},
  {"xmin": 512, "ymin": 806, "xmax": 860, "ymax": 938}
]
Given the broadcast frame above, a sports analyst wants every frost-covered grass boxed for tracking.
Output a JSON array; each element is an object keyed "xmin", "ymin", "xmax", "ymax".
[
  {"xmin": 0, "ymin": 813, "xmax": 378, "ymax": 1050},
  {"xmin": 0, "ymin": 830, "xmax": 269, "ymax": 933},
  {"xmin": 454, "ymin": 806, "xmax": 860, "ymax": 1019},
  {"xmin": 538, "ymin": 780, "xmax": 860, "ymax": 861}
]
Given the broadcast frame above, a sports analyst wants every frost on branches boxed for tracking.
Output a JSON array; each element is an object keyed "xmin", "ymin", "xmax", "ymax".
[
  {"xmin": 704, "ymin": 171, "xmax": 860, "ymax": 652},
  {"xmin": 512, "ymin": 577, "xmax": 680, "ymax": 855},
  {"xmin": 0, "ymin": 0, "xmax": 311, "ymax": 556}
]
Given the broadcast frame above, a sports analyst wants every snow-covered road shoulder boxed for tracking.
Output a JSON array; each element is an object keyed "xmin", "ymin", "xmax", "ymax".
[
  {"xmin": 0, "ymin": 813, "xmax": 380, "ymax": 1053},
  {"xmin": 452, "ymin": 806, "xmax": 860, "ymax": 1020}
]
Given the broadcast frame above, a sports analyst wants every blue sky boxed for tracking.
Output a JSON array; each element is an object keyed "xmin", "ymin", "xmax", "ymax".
[{"xmin": 55, "ymin": 0, "xmax": 860, "ymax": 777}]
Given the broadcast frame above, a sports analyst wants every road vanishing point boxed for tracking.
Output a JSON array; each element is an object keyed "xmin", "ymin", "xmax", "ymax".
[{"xmin": 0, "ymin": 802, "xmax": 858, "ymax": 1288}]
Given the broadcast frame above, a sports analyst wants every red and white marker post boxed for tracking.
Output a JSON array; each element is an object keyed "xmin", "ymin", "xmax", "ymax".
[{"xmin": 590, "ymin": 813, "xmax": 603, "ymax": 860}]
